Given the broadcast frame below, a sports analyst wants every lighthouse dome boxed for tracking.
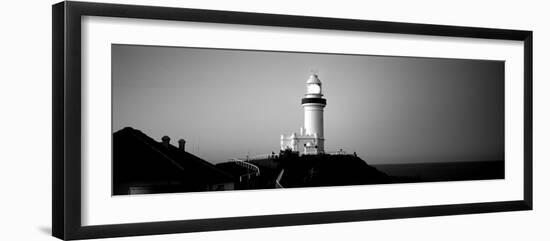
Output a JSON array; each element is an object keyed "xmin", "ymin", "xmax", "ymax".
[{"xmin": 306, "ymin": 74, "xmax": 322, "ymax": 84}]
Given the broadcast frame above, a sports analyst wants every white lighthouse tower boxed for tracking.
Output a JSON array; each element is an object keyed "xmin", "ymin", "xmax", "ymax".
[{"xmin": 280, "ymin": 74, "xmax": 327, "ymax": 155}]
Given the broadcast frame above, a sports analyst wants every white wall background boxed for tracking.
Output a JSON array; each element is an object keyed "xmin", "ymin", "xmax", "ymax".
[{"xmin": 0, "ymin": 0, "xmax": 547, "ymax": 240}]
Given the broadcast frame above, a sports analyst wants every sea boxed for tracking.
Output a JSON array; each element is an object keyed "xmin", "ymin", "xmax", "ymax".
[{"xmin": 372, "ymin": 160, "xmax": 504, "ymax": 183}]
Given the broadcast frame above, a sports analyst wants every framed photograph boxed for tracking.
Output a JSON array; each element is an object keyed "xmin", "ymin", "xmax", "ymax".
[{"xmin": 52, "ymin": 1, "xmax": 532, "ymax": 240}]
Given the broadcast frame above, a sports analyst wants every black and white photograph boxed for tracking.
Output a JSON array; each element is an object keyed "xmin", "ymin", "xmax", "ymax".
[
  {"xmin": 0, "ymin": 0, "xmax": 545, "ymax": 240},
  {"xmin": 112, "ymin": 44, "xmax": 505, "ymax": 195}
]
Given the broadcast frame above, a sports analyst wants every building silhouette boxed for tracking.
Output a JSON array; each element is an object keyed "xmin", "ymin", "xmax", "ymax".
[{"xmin": 112, "ymin": 127, "xmax": 234, "ymax": 195}]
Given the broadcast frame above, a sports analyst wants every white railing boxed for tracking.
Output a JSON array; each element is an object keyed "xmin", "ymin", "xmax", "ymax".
[
  {"xmin": 229, "ymin": 158, "xmax": 261, "ymax": 176},
  {"xmin": 275, "ymin": 169, "xmax": 285, "ymax": 188},
  {"xmin": 249, "ymin": 151, "xmax": 354, "ymax": 158},
  {"xmin": 326, "ymin": 150, "xmax": 352, "ymax": 155}
]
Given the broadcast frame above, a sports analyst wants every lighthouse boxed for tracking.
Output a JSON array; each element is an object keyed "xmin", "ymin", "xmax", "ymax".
[{"xmin": 280, "ymin": 74, "xmax": 327, "ymax": 155}]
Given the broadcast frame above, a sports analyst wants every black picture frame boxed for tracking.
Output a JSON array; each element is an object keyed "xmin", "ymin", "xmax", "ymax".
[{"xmin": 52, "ymin": 1, "xmax": 533, "ymax": 240}]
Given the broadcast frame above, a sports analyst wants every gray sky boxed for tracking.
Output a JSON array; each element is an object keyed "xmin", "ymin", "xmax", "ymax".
[{"xmin": 112, "ymin": 44, "xmax": 504, "ymax": 164}]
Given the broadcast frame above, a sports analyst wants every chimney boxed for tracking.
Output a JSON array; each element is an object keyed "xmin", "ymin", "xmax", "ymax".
[
  {"xmin": 178, "ymin": 139, "xmax": 186, "ymax": 151},
  {"xmin": 161, "ymin": 136, "xmax": 170, "ymax": 147}
]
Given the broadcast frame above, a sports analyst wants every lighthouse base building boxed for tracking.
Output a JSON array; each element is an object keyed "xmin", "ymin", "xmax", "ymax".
[
  {"xmin": 280, "ymin": 74, "xmax": 327, "ymax": 155},
  {"xmin": 280, "ymin": 129, "xmax": 324, "ymax": 155}
]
